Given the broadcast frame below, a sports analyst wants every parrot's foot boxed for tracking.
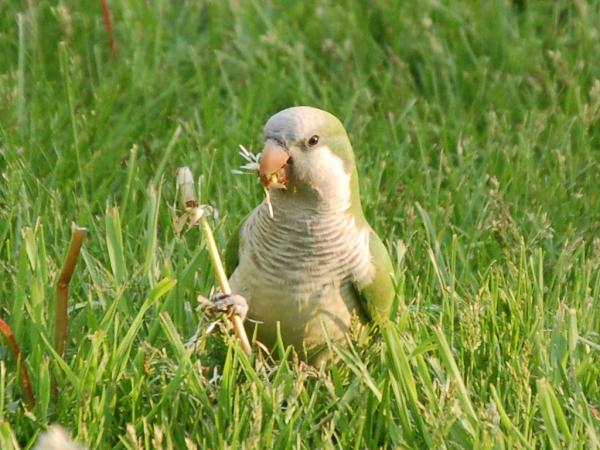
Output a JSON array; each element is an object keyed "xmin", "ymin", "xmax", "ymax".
[{"xmin": 210, "ymin": 293, "xmax": 249, "ymax": 321}]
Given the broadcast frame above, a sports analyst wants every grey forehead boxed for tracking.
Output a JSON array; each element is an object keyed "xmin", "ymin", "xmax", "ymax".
[{"xmin": 263, "ymin": 106, "xmax": 333, "ymax": 141}]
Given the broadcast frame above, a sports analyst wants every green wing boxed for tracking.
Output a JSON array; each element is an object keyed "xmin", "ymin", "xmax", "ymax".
[
  {"xmin": 354, "ymin": 230, "xmax": 395, "ymax": 323},
  {"xmin": 224, "ymin": 218, "xmax": 246, "ymax": 278}
]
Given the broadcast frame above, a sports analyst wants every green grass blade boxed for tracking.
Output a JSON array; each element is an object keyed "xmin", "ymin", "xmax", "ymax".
[
  {"xmin": 105, "ymin": 206, "xmax": 128, "ymax": 285},
  {"xmin": 434, "ymin": 327, "xmax": 478, "ymax": 438},
  {"xmin": 111, "ymin": 278, "xmax": 176, "ymax": 380}
]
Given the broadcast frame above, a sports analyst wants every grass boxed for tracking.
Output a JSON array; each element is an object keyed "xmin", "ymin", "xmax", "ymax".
[{"xmin": 0, "ymin": 0, "xmax": 599, "ymax": 448}]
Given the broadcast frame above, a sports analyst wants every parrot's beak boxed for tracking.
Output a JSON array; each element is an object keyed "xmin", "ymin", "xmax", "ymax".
[{"xmin": 259, "ymin": 139, "xmax": 292, "ymax": 189}]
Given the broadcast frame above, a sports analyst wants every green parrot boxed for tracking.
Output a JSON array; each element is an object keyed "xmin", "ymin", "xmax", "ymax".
[{"xmin": 216, "ymin": 106, "xmax": 394, "ymax": 363}]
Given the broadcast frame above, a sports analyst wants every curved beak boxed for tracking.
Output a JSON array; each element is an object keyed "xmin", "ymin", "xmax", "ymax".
[{"xmin": 259, "ymin": 139, "xmax": 291, "ymax": 189}]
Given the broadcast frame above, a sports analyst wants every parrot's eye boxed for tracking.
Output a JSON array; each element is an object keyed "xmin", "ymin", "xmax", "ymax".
[{"xmin": 307, "ymin": 135, "xmax": 319, "ymax": 147}]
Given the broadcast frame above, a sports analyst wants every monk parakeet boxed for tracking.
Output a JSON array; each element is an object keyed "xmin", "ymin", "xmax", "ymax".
[{"xmin": 217, "ymin": 106, "xmax": 394, "ymax": 363}]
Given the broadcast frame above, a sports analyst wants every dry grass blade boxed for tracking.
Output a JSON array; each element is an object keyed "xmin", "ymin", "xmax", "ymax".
[
  {"xmin": 55, "ymin": 225, "xmax": 87, "ymax": 360},
  {"xmin": 0, "ymin": 317, "xmax": 35, "ymax": 409}
]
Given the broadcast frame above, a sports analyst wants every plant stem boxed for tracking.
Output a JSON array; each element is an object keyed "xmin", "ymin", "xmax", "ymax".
[
  {"xmin": 200, "ymin": 216, "xmax": 252, "ymax": 356},
  {"xmin": 0, "ymin": 318, "xmax": 35, "ymax": 409},
  {"xmin": 176, "ymin": 166, "xmax": 252, "ymax": 356},
  {"xmin": 55, "ymin": 225, "xmax": 87, "ymax": 360},
  {"xmin": 99, "ymin": 0, "xmax": 117, "ymax": 56}
]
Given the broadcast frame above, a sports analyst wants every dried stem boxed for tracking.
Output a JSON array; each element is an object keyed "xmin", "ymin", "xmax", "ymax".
[
  {"xmin": 200, "ymin": 216, "xmax": 252, "ymax": 355},
  {"xmin": 176, "ymin": 167, "xmax": 252, "ymax": 356},
  {"xmin": 55, "ymin": 225, "xmax": 87, "ymax": 360},
  {"xmin": 99, "ymin": 0, "xmax": 117, "ymax": 56},
  {"xmin": 0, "ymin": 318, "xmax": 35, "ymax": 409}
]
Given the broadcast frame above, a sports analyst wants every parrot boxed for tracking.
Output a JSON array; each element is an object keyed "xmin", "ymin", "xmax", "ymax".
[{"xmin": 215, "ymin": 106, "xmax": 395, "ymax": 364}]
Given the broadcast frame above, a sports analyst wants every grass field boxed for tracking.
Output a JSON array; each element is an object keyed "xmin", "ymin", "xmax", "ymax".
[{"xmin": 1, "ymin": 0, "xmax": 599, "ymax": 448}]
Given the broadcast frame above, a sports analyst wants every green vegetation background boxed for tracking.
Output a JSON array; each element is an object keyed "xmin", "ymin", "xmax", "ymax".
[{"xmin": 0, "ymin": 0, "xmax": 598, "ymax": 448}]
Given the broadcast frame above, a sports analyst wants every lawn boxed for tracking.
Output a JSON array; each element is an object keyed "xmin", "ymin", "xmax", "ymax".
[{"xmin": 0, "ymin": 0, "xmax": 599, "ymax": 448}]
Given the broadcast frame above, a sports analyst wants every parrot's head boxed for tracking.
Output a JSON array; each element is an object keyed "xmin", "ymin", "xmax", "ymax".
[{"xmin": 259, "ymin": 106, "xmax": 361, "ymax": 211}]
